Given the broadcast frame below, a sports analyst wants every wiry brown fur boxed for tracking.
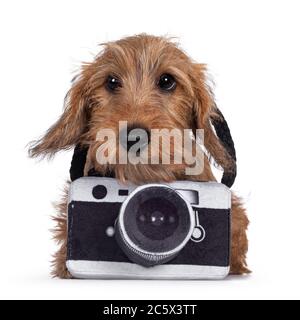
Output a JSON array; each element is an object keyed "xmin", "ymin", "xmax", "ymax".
[
  {"xmin": 29, "ymin": 34, "xmax": 249, "ymax": 278},
  {"xmin": 51, "ymin": 184, "xmax": 72, "ymax": 279}
]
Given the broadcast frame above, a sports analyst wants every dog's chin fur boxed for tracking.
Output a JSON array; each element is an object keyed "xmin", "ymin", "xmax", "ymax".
[
  {"xmin": 86, "ymin": 150, "xmax": 214, "ymax": 185},
  {"xmin": 28, "ymin": 34, "xmax": 250, "ymax": 278},
  {"xmin": 97, "ymin": 164, "xmax": 185, "ymax": 184}
]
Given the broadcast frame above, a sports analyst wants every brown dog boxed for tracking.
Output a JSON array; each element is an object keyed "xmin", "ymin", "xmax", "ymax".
[{"xmin": 29, "ymin": 34, "xmax": 249, "ymax": 278}]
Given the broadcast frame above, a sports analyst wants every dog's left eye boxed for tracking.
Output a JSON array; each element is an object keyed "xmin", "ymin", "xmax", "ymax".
[
  {"xmin": 157, "ymin": 74, "xmax": 177, "ymax": 92},
  {"xmin": 106, "ymin": 75, "xmax": 122, "ymax": 92}
]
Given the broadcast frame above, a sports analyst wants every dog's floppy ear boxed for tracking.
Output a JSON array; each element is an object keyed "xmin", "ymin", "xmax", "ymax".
[
  {"xmin": 28, "ymin": 71, "xmax": 90, "ymax": 159},
  {"xmin": 192, "ymin": 64, "xmax": 237, "ymax": 187}
]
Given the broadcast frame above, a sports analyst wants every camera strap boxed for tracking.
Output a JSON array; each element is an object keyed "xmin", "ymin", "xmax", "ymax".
[
  {"xmin": 210, "ymin": 107, "xmax": 237, "ymax": 188},
  {"xmin": 70, "ymin": 109, "xmax": 237, "ymax": 188}
]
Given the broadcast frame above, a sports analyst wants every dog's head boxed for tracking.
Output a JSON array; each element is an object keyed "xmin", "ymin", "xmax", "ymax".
[{"xmin": 29, "ymin": 34, "xmax": 233, "ymax": 184}]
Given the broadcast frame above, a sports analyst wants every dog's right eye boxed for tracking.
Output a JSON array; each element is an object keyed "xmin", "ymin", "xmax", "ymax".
[
  {"xmin": 157, "ymin": 73, "xmax": 177, "ymax": 92},
  {"xmin": 106, "ymin": 75, "xmax": 122, "ymax": 92}
]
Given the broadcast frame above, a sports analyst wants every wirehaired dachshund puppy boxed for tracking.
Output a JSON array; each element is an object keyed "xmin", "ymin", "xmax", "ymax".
[{"xmin": 29, "ymin": 34, "xmax": 249, "ymax": 278}]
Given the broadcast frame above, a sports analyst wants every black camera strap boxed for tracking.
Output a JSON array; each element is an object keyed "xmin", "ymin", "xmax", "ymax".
[{"xmin": 210, "ymin": 107, "xmax": 237, "ymax": 188}]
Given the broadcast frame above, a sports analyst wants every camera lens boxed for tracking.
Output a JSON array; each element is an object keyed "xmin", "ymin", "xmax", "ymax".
[
  {"xmin": 115, "ymin": 185, "xmax": 194, "ymax": 267},
  {"xmin": 136, "ymin": 198, "xmax": 179, "ymax": 240}
]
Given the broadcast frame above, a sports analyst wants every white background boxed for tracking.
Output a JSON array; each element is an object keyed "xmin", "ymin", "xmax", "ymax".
[{"xmin": 0, "ymin": 0, "xmax": 300, "ymax": 300}]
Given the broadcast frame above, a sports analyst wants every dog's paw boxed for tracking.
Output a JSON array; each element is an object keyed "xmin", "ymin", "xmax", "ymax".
[
  {"xmin": 230, "ymin": 262, "xmax": 251, "ymax": 275},
  {"xmin": 51, "ymin": 263, "xmax": 73, "ymax": 279}
]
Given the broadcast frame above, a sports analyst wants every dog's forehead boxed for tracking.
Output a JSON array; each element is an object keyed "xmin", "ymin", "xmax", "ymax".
[{"xmin": 102, "ymin": 35, "xmax": 190, "ymax": 76}]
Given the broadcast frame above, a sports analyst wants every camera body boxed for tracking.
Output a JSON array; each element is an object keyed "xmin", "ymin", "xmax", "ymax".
[{"xmin": 66, "ymin": 177, "xmax": 231, "ymax": 279}]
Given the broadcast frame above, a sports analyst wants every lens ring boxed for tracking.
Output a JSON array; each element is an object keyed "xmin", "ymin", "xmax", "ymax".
[{"xmin": 116, "ymin": 184, "xmax": 195, "ymax": 266}]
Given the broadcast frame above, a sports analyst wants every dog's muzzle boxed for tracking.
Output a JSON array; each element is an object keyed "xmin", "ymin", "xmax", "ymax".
[{"xmin": 119, "ymin": 123, "xmax": 150, "ymax": 152}]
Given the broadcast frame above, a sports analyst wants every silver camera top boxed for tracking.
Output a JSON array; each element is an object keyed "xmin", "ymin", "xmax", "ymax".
[{"xmin": 69, "ymin": 177, "xmax": 231, "ymax": 210}]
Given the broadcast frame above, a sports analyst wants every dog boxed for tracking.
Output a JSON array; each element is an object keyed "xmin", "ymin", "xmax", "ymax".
[{"xmin": 29, "ymin": 34, "xmax": 249, "ymax": 278}]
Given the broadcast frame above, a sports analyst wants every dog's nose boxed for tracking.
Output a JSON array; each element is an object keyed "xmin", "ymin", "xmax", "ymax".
[{"xmin": 120, "ymin": 123, "xmax": 151, "ymax": 152}]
